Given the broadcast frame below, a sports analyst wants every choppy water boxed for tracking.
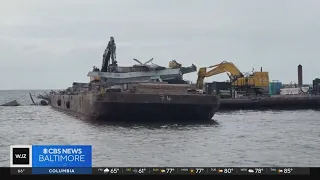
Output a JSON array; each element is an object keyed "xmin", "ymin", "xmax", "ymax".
[{"xmin": 0, "ymin": 90, "xmax": 319, "ymax": 167}]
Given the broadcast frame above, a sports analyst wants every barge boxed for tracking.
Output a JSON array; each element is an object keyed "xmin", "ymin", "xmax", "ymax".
[
  {"xmin": 218, "ymin": 95, "xmax": 320, "ymax": 110},
  {"xmin": 49, "ymin": 37, "xmax": 220, "ymax": 121},
  {"xmin": 50, "ymin": 85, "xmax": 220, "ymax": 121},
  {"xmin": 204, "ymin": 83, "xmax": 320, "ymax": 110}
]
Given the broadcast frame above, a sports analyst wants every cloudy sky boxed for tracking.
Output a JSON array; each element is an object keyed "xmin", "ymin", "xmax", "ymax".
[{"xmin": 0, "ymin": 0, "xmax": 319, "ymax": 90}]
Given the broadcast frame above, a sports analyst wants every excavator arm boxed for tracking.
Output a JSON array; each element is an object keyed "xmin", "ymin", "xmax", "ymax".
[
  {"xmin": 101, "ymin": 37, "xmax": 117, "ymax": 72},
  {"xmin": 196, "ymin": 61, "xmax": 244, "ymax": 89}
]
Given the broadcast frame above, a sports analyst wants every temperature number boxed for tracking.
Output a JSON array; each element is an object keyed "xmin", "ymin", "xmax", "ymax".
[
  {"xmin": 196, "ymin": 168, "xmax": 204, "ymax": 173},
  {"xmin": 138, "ymin": 168, "xmax": 146, "ymax": 174},
  {"xmin": 17, "ymin": 169, "xmax": 25, "ymax": 174},
  {"xmin": 284, "ymin": 168, "xmax": 293, "ymax": 174},
  {"xmin": 224, "ymin": 168, "xmax": 234, "ymax": 173},
  {"xmin": 166, "ymin": 168, "xmax": 174, "ymax": 173},
  {"xmin": 110, "ymin": 168, "xmax": 119, "ymax": 173},
  {"xmin": 255, "ymin": 168, "xmax": 263, "ymax": 173}
]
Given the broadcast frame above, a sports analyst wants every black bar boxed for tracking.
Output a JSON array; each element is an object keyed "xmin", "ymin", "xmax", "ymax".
[
  {"xmin": 310, "ymin": 168, "xmax": 320, "ymax": 176},
  {"xmin": 0, "ymin": 168, "xmax": 10, "ymax": 176},
  {"xmin": 0, "ymin": 167, "xmax": 316, "ymax": 175}
]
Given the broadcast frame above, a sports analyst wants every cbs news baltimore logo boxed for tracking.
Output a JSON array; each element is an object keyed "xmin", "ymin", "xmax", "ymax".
[{"xmin": 10, "ymin": 145, "xmax": 33, "ymax": 167}]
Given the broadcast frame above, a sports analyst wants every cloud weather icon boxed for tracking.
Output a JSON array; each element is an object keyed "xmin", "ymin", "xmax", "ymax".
[{"xmin": 104, "ymin": 168, "xmax": 109, "ymax": 173}]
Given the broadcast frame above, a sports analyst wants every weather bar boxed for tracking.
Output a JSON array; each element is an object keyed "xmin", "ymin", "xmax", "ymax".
[{"xmin": 10, "ymin": 167, "xmax": 311, "ymax": 175}]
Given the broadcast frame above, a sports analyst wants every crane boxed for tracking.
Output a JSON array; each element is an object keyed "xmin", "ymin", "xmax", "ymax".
[{"xmin": 196, "ymin": 61, "xmax": 269, "ymax": 95}]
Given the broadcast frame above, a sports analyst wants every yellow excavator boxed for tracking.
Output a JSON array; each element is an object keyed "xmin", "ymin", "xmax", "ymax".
[{"xmin": 196, "ymin": 61, "xmax": 269, "ymax": 95}]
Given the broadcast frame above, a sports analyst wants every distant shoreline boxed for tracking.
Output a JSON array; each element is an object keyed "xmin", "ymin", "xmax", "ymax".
[{"xmin": 0, "ymin": 89, "xmax": 61, "ymax": 91}]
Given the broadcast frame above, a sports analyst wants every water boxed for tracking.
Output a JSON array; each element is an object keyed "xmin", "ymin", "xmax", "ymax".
[{"xmin": 0, "ymin": 90, "xmax": 319, "ymax": 167}]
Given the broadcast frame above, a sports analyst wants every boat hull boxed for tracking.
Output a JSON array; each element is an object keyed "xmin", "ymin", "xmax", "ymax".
[
  {"xmin": 219, "ymin": 95, "xmax": 320, "ymax": 110},
  {"xmin": 49, "ymin": 92, "xmax": 220, "ymax": 122}
]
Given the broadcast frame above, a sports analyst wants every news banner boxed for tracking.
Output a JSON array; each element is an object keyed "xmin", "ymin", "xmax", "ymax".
[{"xmin": 8, "ymin": 145, "xmax": 318, "ymax": 175}]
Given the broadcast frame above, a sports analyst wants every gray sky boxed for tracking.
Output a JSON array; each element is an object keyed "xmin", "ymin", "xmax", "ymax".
[{"xmin": 1, "ymin": 0, "xmax": 320, "ymax": 90}]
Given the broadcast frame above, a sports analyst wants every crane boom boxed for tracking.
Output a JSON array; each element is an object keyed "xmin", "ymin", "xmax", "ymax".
[
  {"xmin": 206, "ymin": 61, "xmax": 244, "ymax": 77},
  {"xmin": 101, "ymin": 37, "xmax": 117, "ymax": 72},
  {"xmin": 196, "ymin": 61, "xmax": 244, "ymax": 89}
]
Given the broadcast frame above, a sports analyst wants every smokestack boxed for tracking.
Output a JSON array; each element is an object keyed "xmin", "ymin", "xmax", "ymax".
[
  {"xmin": 260, "ymin": 67, "xmax": 262, "ymax": 72},
  {"xmin": 298, "ymin": 64, "xmax": 303, "ymax": 87}
]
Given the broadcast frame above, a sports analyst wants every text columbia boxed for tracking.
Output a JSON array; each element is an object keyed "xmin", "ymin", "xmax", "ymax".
[{"xmin": 49, "ymin": 168, "xmax": 75, "ymax": 174}]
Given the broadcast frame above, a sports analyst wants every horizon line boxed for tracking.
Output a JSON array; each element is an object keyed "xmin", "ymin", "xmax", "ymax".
[{"xmin": 0, "ymin": 89, "xmax": 62, "ymax": 91}]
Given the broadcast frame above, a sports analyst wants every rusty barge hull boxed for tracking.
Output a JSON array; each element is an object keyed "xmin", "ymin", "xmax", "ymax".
[
  {"xmin": 50, "ymin": 92, "xmax": 220, "ymax": 122},
  {"xmin": 218, "ymin": 96, "xmax": 320, "ymax": 110}
]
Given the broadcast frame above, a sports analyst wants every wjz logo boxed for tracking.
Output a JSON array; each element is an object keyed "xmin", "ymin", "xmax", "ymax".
[
  {"xmin": 15, "ymin": 154, "xmax": 27, "ymax": 158},
  {"xmin": 12, "ymin": 148, "xmax": 30, "ymax": 165}
]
